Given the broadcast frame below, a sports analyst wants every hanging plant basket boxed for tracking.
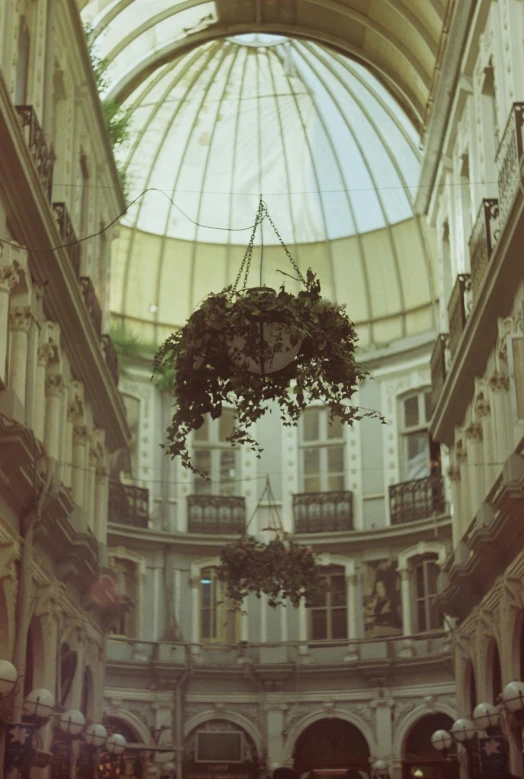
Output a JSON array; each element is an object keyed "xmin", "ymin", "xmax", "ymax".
[
  {"xmin": 216, "ymin": 532, "xmax": 327, "ymax": 609},
  {"xmin": 154, "ymin": 199, "xmax": 384, "ymax": 476}
]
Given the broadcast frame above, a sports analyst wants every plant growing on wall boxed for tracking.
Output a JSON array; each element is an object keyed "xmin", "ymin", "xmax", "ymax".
[{"xmin": 154, "ymin": 199, "xmax": 384, "ymax": 476}]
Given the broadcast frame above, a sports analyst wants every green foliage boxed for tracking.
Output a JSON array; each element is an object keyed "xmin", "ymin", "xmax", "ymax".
[
  {"xmin": 111, "ymin": 324, "xmax": 176, "ymax": 389},
  {"xmin": 216, "ymin": 533, "xmax": 328, "ymax": 610},
  {"xmin": 83, "ymin": 24, "xmax": 132, "ymax": 199},
  {"xmin": 154, "ymin": 269, "xmax": 385, "ymax": 476}
]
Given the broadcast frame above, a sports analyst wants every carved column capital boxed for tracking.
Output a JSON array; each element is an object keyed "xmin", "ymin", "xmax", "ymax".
[
  {"xmin": 9, "ymin": 306, "xmax": 33, "ymax": 332},
  {"xmin": 476, "ymin": 399, "xmax": 491, "ymax": 418},
  {"xmin": 73, "ymin": 425, "xmax": 89, "ymax": 445},
  {"xmin": 45, "ymin": 373, "xmax": 65, "ymax": 397},
  {"xmin": 489, "ymin": 372, "xmax": 509, "ymax": 392},
  {"xmin": 37, "ymin": 343, "xmax": 56, "ymax": 367},
  {"xmin": 399, "ymin": 566, "xmax": 411, "ymax": 581},
  {"xmin": 0, "ymin": 264, "xmax": 21, "ymax": 292},
  {"xmin": 68, "ymin": 398, "xmax": 86, "ymax": 423},
  {"xmin": 447, "ymin": 465, "xmax": 461, "ymax": 482},
  {"xmin": 465, "ymin": 423, "xmax": 483, "ymax": 441}
]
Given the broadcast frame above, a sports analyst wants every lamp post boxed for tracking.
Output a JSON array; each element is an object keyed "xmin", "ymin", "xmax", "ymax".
[
  {"xmin": 432, "ymin": 719, "xmax": 476, "ymax": 779},
  {"xmin": 502, "ymin": 681, "xmax": 524, "ymax": 752},
  {"xmin": 105, "ymin": 733, "xmax": 127, "ymax": 777}
]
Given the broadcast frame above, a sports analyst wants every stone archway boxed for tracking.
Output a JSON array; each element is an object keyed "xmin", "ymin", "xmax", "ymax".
[
  {"xmin": 402, "ymin": 713, "xmax": 458, "ymax": 779},
  {"xmin": 293, "ymin": 718, "xmax": 371, "ymax": 777}
]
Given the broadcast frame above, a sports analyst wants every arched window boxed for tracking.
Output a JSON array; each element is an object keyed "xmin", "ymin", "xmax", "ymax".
[
  {"xmin": 299, "ymin": 408, "xmax": 345, "ymax": 493},
  {"xmin": 293, "ymin": 718, "xmax": 370, "ymax": 774},
  {"xmin": 308, "ymin": 566, "xmax": 347, "ymax": 640},
  {"xmin": 200, "ymin": 568, "xmax": 238, "ymax": 644},
  {"xmin": 404, "ymin": 713, "xmax": 458, "ymax": 779}
]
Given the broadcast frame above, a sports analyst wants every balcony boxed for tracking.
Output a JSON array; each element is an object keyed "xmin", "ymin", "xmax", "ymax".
[
  {"xmin": 53, "ymin": 202, "xmax": 81, "ymax": 277},
  {"xmin": 80, "ymin": 277, "xmax": 102, "ymax": 337},
  {"xmin": 293, "ymin": 491, "xmax": 353, "ymax": 533},
  {"xmin": 108, "ymin": 482, "xmax": 149, "ymax": 528},
  {"xmin": 469, "ymin": 199, "xmax": 500, "ymax": 302},
  {"xmin": 497, "ymin": 102, "xmax": 524, "ymax": 225},
  {"xmin": 102, "ymin": 334, "xmax": 119, "ymax": 386},
  {"xmin": 389, "ymin": 476, "xmax": 445, "ymax": 525},
  {"xmin": 430, "ymin": 334, "xmax": 448, "ymax": 415},
  {"xmin": 15, "ymin": 105, "xmax": 54, "ymax": 202},
  {"xmin": 187, "ymin": 495, "xmax": 245, "ymax": 534},
  {"xmin": 447, "ymin": 273, "xmax": 471, "ymax": 357}
]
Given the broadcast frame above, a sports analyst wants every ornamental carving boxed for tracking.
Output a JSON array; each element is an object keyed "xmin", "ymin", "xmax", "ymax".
[
  {"xmin": 489, "ymin": 372, "xmax": 510, "ymax": 392},
  {"xmin": 351, "ymin": 703, "xmax": 374, "ymax": 727},
  {"xmin": 0, "ymin": 264, "xmax": 21, "ymax": 291},
  {"xmin": 45, "ymin": 373, "xmax": 65, "ymax": 396},
  {"xmin": 393, "ymin": 699, "xmax": 417, "ymax": 725},
  {"xmin": 73, "ymin": 425, "xmax": 90, "ymax": 445},
  {"xmin": 465, "ymin": 423, "xmax": 483, "ymax": 441},
  {"xmin": 9, "ymin": 306, "xmax": 33, "ymax": 331},
  {"xmin": 447, "ymin": 465, "xmax": 461, "ymax": 482},
  {"xmin": 37, "ymin": 343, "xmax": 57, "ymax": 366}
]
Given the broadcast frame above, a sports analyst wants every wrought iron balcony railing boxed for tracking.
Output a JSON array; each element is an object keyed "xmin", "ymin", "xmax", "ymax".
[
  {"xmin": 430, "ymin": 334, "xmax": 448, "ymax": 415},
  {"xmin": 497, "ymin": 102, "xmax": 524, "ymax": 226},
  {"xmin": 80, "ymin": 277, "xmax": 102, "ymax": 337},
  {"xmin": 108, "ymin": 482, "xmax": 149, "ymax": 527},
  {"xmin": 469, "ymin": 199, "xmax": 500, "ymax": 302},
  {"xmin": 389, "ymin": 476, "xmax": 445, "ymax": 525},
  {"xmin": 447, "ymin": 273, "xmax": 471, "ymax": 357},
  {"xmin": 293, "ymin": 491, "xmax": 353, "ymax": 533},
  {"xmin": 53, "ymin": 202, "xmax": 81, "ymax": 277},
  {"xmin": 102, "ymin": 334, "xmax": 119, "ymax": 385},
  {"xmin": 15, "ymin": 105, "xmax": 54, "ymax": 202},
  {"xmin": 187, "ymin": 495, "xmax": 245, "ymax": 534}
]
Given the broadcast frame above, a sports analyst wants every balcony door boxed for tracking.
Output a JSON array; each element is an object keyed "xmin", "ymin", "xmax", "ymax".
[
  {"xmin": 299, "ymin": 408, "xmax": 345, "ymax": 493},
  {"xmin": 200, "ymin": 567, "xmax": 239, "ymax": 644},
  {"xmin": 193, "ymin": 410, "xmax": 238, "ymax": 495},
  {"xmin": 399, "ymin": 390, "xmax": 440, "ymax": 480}
]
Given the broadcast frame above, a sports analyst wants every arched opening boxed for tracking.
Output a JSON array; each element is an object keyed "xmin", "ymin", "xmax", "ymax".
[
  {"xmin": 465, "ymin": 660, "xmax": 477, "ymax": 715},
  {"xmin": 403, "ymin": 713, "xmax": 458, "ymax": 779},
  {"xmin": 184, "ymin": 719, "xmax": 259, "ymax": 779},
  {"xmin": 80, "ymin": 666, "xmax": 94, "ymax": 720},
  {"xmin": 59, "ymin": 643, "xmax": 78, "ymax": 706},
  {"xmin": 293, "ymin": 718, "xmax": 370, "ymax": 776},
  {"xmin": 24, "ymin": 616, "xmax": 45, "ymax": 697},
  {"xmin": 99, "ymin": 716, "xmax": 144, "ymax": 779},
  {"xmin": 489, "ymin": 640, "xmax": 503, "ymax": 703}
]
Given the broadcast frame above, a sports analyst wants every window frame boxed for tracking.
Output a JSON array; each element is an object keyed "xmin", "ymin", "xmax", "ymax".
[
  {"xmin": 199, "ymin": 567, "xmax": 239, "ymax": 645},
  {"xmin": 398, "ymin": 389, "xmax": 433, "ymax": 481},
  {"xmin": 307, "ymin": 566, "xmax": 348, "ymax": 642},
  {"xmin": 299, "ymin": 407, "xmax": 346, "ymax": 493},
  {"xmin": 192, "ymin": 410, "xmax": 239, "ymax": 495},
  {"xmin": 411, "ymin": 555, "xmax": 440, "ymax": 634}
]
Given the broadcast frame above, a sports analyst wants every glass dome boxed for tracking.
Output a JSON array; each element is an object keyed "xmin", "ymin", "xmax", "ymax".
[{"xmin": 105, "ymin": 36, "xmax": 439, "ymax": 349}]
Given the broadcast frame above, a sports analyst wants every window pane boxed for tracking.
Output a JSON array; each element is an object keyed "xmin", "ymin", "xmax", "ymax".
[
  {"xmin": 426, "ymin": 562, "xmax": 438, "ymax": 595},
  {"xmin": 202, "ymin": 609, "xmax": 211, "ymax": 639},
  {"xmin": 311, "ymin": 610, "xmax": 327, "ymax": 640},
  {"xmin": 406, "ymin": 432, "xmax": 429, "ymax": 478},
  {"xmin": 201, "ymin": 580, "xmax": 212, "ymax": 608},
  {"xmin": 417, "ymin": 600, "xmax": 427, "ymax": 633},
  {"xmin": 328, "ymin": 446, "xmax": 344, "ymax": 473},
  {"xmin": 331, "ymin": 609, "xmax": 347, "ymax": 639},
  {"xmin": 424, "ymin": 391, "xmax": 432, "ymax": 423},
  {"xmin": 331, "ymin": 576, "xmax": 346, "ymax": 607},
  {"xmin": 304, "ymin": 476, "xmax": 321, "ymax": 493},
  {"xmin": 415, "ymin": 565, "xmax": 425, "ymax": 598},
  {"xmin": 328, "ymin": 474, "xmax": 345, "ymax": 491},
  {"xmin": 303, "ymin": 448, "xmax": 320, "ymax": 475},
  {"xmin": 194, "ymin": 449, "xmax": 211, "ymax": 493},
  {"xmin": 194, "ymin": 416, "xmax": 209, "ymax": 441},
  {"xmin": 309, "ymin": 586, "xmax": 327, "ymax": 608},
  {"xmin": 327, "ymin": 416, "xmax": 343, "ymax": 440},
  {"xmin": 219, "ymin": 450, "xmax": 236, "ymax": 494},
  {"xmin": 404, "ymin": 396, "xmax": 419, "ymax": 428},
  {"xmin": 219, "ymin": 411, "xmax": 235, "ymax": 441},
  {"xmin": 303, "ymin": 409, "xmax": 320, "ymax": 442}
]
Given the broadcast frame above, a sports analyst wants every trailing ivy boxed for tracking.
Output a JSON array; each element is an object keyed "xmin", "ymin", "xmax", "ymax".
[{"xmin": 154, "ymin": 269, "xmax": 384, "ymax": 477}]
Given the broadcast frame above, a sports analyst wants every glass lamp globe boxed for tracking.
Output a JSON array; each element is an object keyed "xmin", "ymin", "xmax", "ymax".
[
  {"xmin": 450, "ymin": 718, "xmax": 476, "ymax": 742},
  {"xmin": 59, "ymin": 709, "xmax": 86, "ymax": 736},
  {"xmin": 0, "ymin": 660, "xmax": 17, "ymax": 697},
  {"xmin": 431, "ymin": 729, "xmax": 453, "ymax": 751},
  {"xmin": 23, "ymin": 688, "xmax": 56, "ymax": 719},
  {"xmin": 106, "ymin": 733, "xmax": 127, "ymax": 755},
  {"xmin": 161, "ymin": 762, "xmax": 176, "ymax": 773},
  {"xmin": 373, "ymin": 760, "xmax": 388, "ymax": 777},
  {"xmin": 85, "ymin": 723, "xmax": 108, "ymax": 747},
  {"xmin": 473, "ymin": 702, "xmax": 500, "ymax": 730},
  {"xmin": 502, "ymin": 681, "xmax": 524, "ymax": 713}
]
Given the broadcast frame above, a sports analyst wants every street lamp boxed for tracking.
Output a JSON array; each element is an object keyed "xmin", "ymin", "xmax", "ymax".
[
  {"xmin": 502, "ymin": 681, "xmax": 524, "ymax": 718},
  {"xmin": 431, "ymin": 729, "xmax": 453, "ymax": 754},
  {"xmin": 106, "ymin": 733, "xmax": 127, "ymax": 755},
  {"xmin": 23, "ymin": 688, "xmax": 56, "ymax": 725},
  {"xmin": 59, "ymin": 709, "xmax": 86, "ymax": 736},
  {"xmin": 0, "ymin": 660, "xmax": 17, "ymax": 698},
  {"xmin": 160, "ymin": 761, "xmax": 176, "ymax": 776},
  {"xmin": 372, "ymin": 759, "xmax": 389, "ymax": 778},
  {"xmin": 85, "ymin": 723, "xmax": 108, "ymax": 748},
  {"xmin": 472, "ymin": 702, "xmax": 501, "ymax": 732},
  {"xmin": 450, "ymin": 718, "xmax": 477, "ymax": 743}
]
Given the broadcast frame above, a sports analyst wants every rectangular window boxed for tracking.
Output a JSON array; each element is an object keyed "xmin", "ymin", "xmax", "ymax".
[
  {"xmin": 193, "ymin": 410, "xmax": 238, "ymax": 494},
  {"xmin": 299, "ymin": 408, "xmax": 345, "ymax": 493},
  {"xmin": 400, "ymin": 390, "xmax": 437, "ymax": 480},
  {"xmin": 412, "ymin": 557, "xmax": 439, "ymax": 633},
  {"xmin": 308, "ymin": 568, "xmax": 347, "ymax": 640},
  {"xmin": 200, "ymin": 568, "xmax": 238, "ymax": 644}
]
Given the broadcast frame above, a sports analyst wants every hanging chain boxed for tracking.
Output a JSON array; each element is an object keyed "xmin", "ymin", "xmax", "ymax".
[
  {"xmin": 263, "ymin": 205, "xmax": 307, "ymax": 286},
  {"xmin": 232, "ymin": 197, "xmax": 307, "ymax": 294}
]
